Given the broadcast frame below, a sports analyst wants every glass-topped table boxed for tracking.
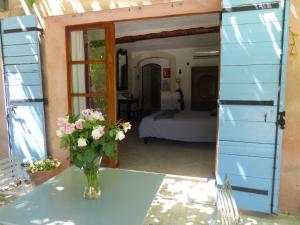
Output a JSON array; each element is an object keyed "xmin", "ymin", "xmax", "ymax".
[{"xmin": 0, "ymin": 167, "xmax": 165, "ymax": 225}]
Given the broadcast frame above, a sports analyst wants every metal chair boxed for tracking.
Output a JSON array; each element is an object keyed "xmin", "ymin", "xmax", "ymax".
[
  {"xmin": 210, "ymin": 176, "xmax": 240, "ymax": 225},
  {"xmin": 0, "ymin": 157, "xmax": 32, "ymax": 197}
]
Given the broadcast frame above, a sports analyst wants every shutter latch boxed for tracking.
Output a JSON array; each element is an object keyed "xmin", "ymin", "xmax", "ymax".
[{"xmin": 277, "ymin": 111, "xmax": 286, "ymax": 129}]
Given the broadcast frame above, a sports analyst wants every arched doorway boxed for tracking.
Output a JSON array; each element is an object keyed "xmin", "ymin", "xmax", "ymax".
[{"xmin": 141, "ymin": 63, "xmax": 161, "ymax": 115}]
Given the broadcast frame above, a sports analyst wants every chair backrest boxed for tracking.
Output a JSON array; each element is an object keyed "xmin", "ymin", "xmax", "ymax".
[
  {"xmin": 210, "ymin": 176, "xmax": 240, "ymax": 225},
  {"xmin": 0, "ymin": 157, "xmax": 23, "ymax": 189}
]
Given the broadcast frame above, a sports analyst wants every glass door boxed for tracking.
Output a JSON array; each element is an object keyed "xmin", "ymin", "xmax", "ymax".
[
  {"xmin": 66, "ymin": 22, "xmax": 116, "ymax": 123},
  {"xmin": 66, "ymin": 22, "xmax": 117, "ymax": 166}
]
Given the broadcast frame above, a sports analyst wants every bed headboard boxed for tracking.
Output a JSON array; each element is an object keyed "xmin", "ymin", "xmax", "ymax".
[{"xmin": 191, "ymin": 66, "xmax": 218, "ymax": 111}]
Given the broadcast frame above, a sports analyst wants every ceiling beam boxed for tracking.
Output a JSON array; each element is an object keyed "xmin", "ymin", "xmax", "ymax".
[{"xmin": 116, "ymin": 26, "xmax": 220, "ymax": 44}]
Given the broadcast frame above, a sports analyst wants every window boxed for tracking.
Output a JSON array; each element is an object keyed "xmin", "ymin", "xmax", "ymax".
[{"xmin": 66, "ymin": 23, "xmax": 116, "ymax": 122}]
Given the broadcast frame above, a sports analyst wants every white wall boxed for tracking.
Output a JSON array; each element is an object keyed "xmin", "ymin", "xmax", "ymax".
[{"xmin": 128, "ymin": 47, "xmax": 219, "ymax": 110}]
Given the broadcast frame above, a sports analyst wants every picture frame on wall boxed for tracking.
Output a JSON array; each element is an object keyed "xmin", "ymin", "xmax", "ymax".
[{"xmin": 163, "ymin": 68, "xmax": 171, "ymax": 78}]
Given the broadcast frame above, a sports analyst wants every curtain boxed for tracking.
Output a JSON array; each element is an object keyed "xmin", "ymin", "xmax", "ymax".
[{"xmin": 71, "ymin": 31, "xmax": 86, "ymax": 114}]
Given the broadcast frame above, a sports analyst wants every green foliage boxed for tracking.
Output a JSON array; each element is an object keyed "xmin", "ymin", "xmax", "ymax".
[
  {"xmin": 25, "ymin": 158, "xmax": 60, "ymax": 173},
  {"xmin": 28, "ymin": 0, "xmax": 36, "ymax": 7},
  {"xmin": 56, "ymin": 109, "xmax": 131, "ymax": 169}
]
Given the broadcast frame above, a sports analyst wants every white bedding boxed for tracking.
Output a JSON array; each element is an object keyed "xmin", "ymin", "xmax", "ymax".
[{"xmin": 139, "ymin": 111, "xmax": 217, "ymax": 142}]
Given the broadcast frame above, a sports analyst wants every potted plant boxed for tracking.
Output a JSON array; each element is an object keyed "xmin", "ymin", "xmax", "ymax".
[
  {"xmin": 56, "ymin": 109, "xmax": 131, "ymax": 199},
  {"xmin": 25, "ymin": 158, "xmax": 61, "ymax": 186}
]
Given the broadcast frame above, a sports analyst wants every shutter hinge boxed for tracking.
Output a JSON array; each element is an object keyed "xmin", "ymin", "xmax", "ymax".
[{"xmin": 277, "ymin": 111, "xmax": 286, "ymax": 130}]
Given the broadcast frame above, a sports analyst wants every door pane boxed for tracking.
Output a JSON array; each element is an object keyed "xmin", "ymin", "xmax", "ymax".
[
  {"xmin": 71, "ymin": 29, "xmax": 105, "ymax": 61},
  {"xmin": 72, "ymin": 96, "xmax": 107, "ymax": 115},
  {"xmin": 72, "ymin": 64, "xmax": 106, "ymax": 93}
]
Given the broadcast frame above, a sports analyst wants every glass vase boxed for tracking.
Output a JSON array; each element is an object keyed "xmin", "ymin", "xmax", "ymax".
[{"xmin": 83, "ymin": 166, "xmax": 101, "ymax": 199}]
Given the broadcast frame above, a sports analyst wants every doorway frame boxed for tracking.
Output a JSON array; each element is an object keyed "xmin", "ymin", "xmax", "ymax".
[
  {"xmin": 62, "ymin": 1, "xmax": 222, "ymax": 169},
  {"xmin": 141, "ymin": 63, "xmax": 162, "ymax": 114}
]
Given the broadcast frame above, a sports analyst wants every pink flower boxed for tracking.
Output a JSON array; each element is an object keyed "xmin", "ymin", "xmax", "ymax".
[
  {"xmin": 75, "ymin": 119, "xmax": 84, "ymax": 129},
  {"xmin": 63, "ymin": 123, "xmax": 75, "ymax": 135},
  {"xmin": 91, "ymin": 126, "xmax": 105, "ymax": 140},
  {"xmin": 82, "ymin": 109, "xmax": 92, "ymax": 118},
  {"xmin": 57, "ymin": 116, "xmax": 68, "ymax": 126},
  {"xmin": 91, "ymin": 111, "xmax": 105, "ymax": 121}
]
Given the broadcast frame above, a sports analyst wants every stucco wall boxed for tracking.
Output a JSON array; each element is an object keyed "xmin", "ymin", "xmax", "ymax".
[
  {"xmin": 129, "ymin": 48, "xmax": 219, "ymax": 110},
  {"xmin": 279, "ymin": 0, "xmax": 300, "ymax": 214}
]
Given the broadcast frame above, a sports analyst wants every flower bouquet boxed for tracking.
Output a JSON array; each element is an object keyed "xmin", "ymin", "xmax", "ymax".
[{"xmin": 56, "ymin": 109, "xmax": 131, "ymax": 199}]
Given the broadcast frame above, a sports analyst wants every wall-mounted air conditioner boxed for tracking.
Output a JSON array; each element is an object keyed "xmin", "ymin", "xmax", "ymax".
[{"xmin": 193, "ymin": 47, "xmax": 219, "ymax": 59}]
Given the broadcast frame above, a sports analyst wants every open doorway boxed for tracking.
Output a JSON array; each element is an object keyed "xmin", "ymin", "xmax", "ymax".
[
  {"xmin": 142, "ymin": 63, "xmax": 161, "ymax": 116},
  {"xmin": 115, "ymin": 13, "xmax": 220, "ymax": 178}
]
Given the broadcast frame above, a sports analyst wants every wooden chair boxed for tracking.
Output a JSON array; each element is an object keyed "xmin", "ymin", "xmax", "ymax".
[
  {"xmin": 0, "ymin": 157, "xmax": 32, "ymax": 197},
  {"xmin": 210, "ymin": 176, "xmax": 240, "ymax": 225}
]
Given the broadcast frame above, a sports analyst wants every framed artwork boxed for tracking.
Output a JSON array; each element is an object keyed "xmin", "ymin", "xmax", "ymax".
[{"xmin": 163, "ymin": 68, "xmax": 171, "ymax": 78}]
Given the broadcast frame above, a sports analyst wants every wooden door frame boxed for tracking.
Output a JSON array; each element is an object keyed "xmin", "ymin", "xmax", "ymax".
[
  {"xmin": 65, "ymin": 22, "xmax": 116, "ymax": 124},
  {"xmin": 65, "ymin": 22, "xmax": 117, "ymax": 167}
]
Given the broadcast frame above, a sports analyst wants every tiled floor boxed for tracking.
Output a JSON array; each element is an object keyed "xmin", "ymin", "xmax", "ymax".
[{"xmin": 119, "ymin": 127, "xmax": 216, "ymax": 178}]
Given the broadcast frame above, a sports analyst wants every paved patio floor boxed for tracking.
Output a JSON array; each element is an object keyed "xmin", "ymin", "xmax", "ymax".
[{"xmin": 143, "ymin": 175, "xmax": 300, "ymax": 225}]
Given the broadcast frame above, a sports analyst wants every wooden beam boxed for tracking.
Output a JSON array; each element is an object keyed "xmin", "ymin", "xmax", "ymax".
[{"xmin": 116, "ymin": 26, "xmax": 219, "ymax": 44}]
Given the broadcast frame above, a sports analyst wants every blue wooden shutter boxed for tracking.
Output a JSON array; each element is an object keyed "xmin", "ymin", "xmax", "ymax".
[
  {"xmin": 218, "ymin": 0, "xmax": 290, "ymax": 213},
  {"xmin": 0, "ymin": 16, "xmax": 47, "ymax": 162}
]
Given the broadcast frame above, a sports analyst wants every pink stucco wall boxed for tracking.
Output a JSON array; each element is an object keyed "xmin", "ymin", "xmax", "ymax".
[{"xmin": 279, "ymin": 0, "xmax": 300, "ymax": 213}]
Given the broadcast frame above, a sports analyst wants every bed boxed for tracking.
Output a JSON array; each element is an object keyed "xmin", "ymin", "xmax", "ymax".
[{"xmin": 139, "ymin": 110, "xmax": 217, "ymax": 143}]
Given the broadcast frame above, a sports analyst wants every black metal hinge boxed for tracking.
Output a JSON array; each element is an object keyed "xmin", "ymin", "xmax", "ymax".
[
  {"xmin": 277, "ymin": 111, "xmax": 286, "ymax": 129},
  {"xmin": 9, "ymin": 98, "xmax": 48, "ymax": 105}
]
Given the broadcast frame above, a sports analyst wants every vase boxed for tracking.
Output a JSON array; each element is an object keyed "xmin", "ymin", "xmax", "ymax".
[{"xmin": 83, "ymin": 166, "xmax": 101, "ymax": 199}]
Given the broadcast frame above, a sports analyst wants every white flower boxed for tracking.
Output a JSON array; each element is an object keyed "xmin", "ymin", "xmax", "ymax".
[
  {"xmin": 78, "ymin": 138, "xmax": 87, "ymax": 147},
  {"xmin": 56, "ymin": 128, "xmax": 64, "ymax": 137},
  {"xmin": 91, "ymin": 126, "xmax": 105, "ymax": 140},
  {"xmin": 122, "ymin": 122, "xmax": 131, "ymax": 133},
  {"xmin": 91, "ymin": 111, "xmax": 105, "ymax": 121},
  {"xmin": 115, "ymin": 130, "xmax": 125, "ymax": 141}
]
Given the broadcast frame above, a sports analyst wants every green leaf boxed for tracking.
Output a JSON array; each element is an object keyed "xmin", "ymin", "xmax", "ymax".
[
  {"xmin": 60, "ymin": 137, "xmax": 68, "ymax": 148},
  {"xmin": 103, "ymin": 142, "xmax": 117, "ymax": 159},
  {"xmin": 69, "ymin": 153, "xmax": 84, "ymax": 168},
  {"xmin": 83, "ymin": 147, "xmax": 99, "ymax": 164}
]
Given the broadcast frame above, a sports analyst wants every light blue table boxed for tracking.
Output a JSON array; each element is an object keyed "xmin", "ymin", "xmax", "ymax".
[{"xmin": 0, "ymin": 167, "xmax": 165, "ymax": 225}]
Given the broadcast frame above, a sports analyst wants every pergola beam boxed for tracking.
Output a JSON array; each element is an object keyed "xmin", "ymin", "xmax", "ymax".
[{"xmin": 116, "ymin": 26, "xmax": 219, "ymax": 44}]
